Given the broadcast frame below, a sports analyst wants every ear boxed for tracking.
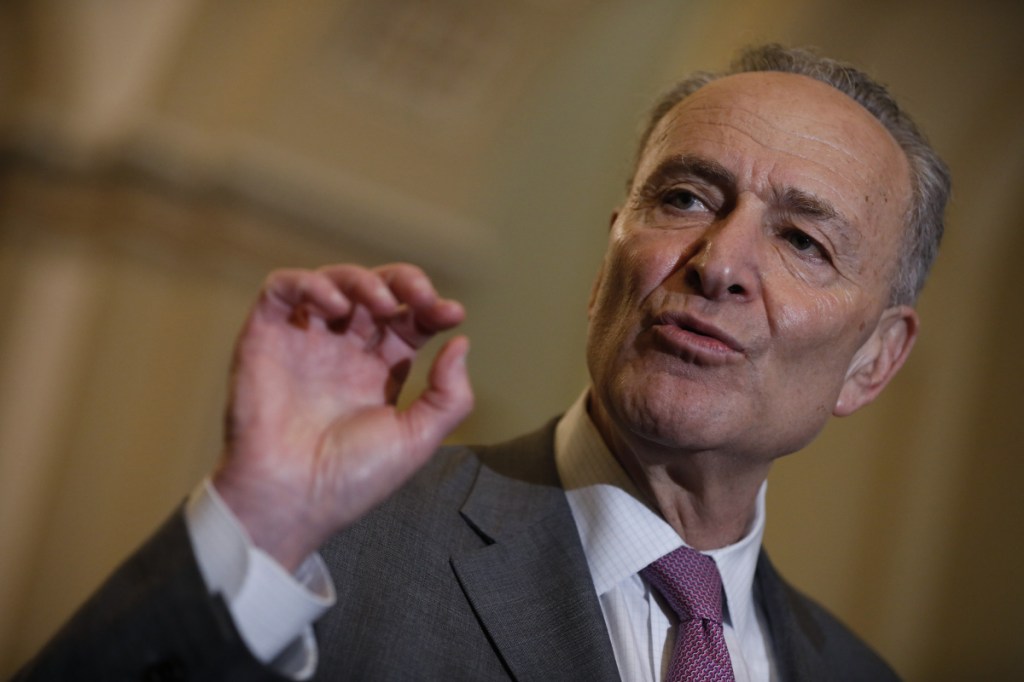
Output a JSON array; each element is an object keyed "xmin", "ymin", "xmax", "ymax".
[
  {"xmin": 588, "ymin": 211, "xmax": 619, "ymax": 318},
  {"xmin": 833, "ymin": 305, "xmax": 919, "ymax": 417}
]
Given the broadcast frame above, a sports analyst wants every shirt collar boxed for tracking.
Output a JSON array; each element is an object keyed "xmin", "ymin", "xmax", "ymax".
[{"xmin": 555, "ymin": 389, "xmax": 767, "ymax": 635}]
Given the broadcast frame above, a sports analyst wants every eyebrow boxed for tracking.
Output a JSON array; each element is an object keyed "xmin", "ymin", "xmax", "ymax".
[
  {"xmin": 636, "ymin": 155, "xmax": 737, "ymax": 198},
  {"xmin": 778, "ymin": 187, "xmax": 841, "ymax": 223},
  {"xmin": 776, "ymin": 187, "xmax": 859, "ymax": 253}
]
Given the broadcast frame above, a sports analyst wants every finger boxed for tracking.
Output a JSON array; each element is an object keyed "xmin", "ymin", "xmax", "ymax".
[
  {"xmin": 319, "ymin": 264, "xmax": 401, "ymax": 318},
  {"xmin": 401, "ymin": 335, "xmax": 474, "ymax": 451},
  {"xmin": 372, "ymin": 303, "xmax": 464, "ymax": 357},
  {"xmin": 263, "ymin": 269, "xmax": 351, "ymax": 320},
  {"xmin": 375, "ymin": 264, "xmax": 466, "ymax": 347}
]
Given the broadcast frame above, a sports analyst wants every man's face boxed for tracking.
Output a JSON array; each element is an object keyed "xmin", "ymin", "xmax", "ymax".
[{"xmin": 586, "ymin": 72, "xmax": 915, "ymax": 462}]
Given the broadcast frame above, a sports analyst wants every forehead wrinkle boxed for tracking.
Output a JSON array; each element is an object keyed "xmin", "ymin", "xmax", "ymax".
[
  {"xmin": 647, "ymin": 114, "xmax": 875, "ymax": 218},
  {"xmin": 655, "ymin": 103, "xmax": 888, "ymax": 224},
  {"xmin": 647, "ymin": 90, "xmax": 903, "ymax": 244},
  {"xmin": 661, "ymin": 101, "xmax": 884, "ymax": 188}
]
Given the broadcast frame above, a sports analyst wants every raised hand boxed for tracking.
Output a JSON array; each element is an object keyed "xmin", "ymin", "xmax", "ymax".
[{"xmin": 212, "ymin": 264, "xmax": 473, "ymax": 571}]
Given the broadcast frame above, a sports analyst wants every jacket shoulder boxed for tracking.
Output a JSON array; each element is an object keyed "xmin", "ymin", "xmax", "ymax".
[{"xmin": 757, "ymin": 552, "xmax": 901, "ymax": 681}]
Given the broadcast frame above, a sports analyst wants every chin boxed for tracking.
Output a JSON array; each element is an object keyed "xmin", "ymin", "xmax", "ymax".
[{"xmin": 613, "ymin": 384, "xmax": 727, "ymax": 450}]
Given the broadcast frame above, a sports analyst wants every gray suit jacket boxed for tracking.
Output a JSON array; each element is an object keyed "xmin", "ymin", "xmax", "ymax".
[{"xmin": 14, "ymin": 421, "xmax": 899, "ymax": 681}]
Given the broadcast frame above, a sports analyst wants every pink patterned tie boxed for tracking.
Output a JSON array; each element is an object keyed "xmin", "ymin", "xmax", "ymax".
[{"xmin": 641, "ymin": 546, "xmax": 736, "ymax": 682}]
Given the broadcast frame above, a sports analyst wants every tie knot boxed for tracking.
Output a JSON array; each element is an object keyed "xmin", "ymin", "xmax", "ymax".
[{"xmin": 641, "ymin": 545, "xmax": 723, "ymax": 624}]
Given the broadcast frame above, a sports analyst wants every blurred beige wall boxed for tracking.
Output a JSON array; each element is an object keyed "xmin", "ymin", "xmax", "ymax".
[{"xmin": 1, "ymin": 1, "xmax": 1021, "ymax": 679}]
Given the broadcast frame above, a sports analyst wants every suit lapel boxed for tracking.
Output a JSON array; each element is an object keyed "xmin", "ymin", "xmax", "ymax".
[{"xmin": 451, "ymin": 425, "xmax": 619, "ymax": 681}]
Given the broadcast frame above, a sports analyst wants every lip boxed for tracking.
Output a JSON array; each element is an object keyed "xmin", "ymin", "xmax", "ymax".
[{"xmin": 649, "ymin": 311, "xmax": 745, "ymax": 363}]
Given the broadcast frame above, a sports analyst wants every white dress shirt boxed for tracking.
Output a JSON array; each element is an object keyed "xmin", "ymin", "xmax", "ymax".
[{"xmin": 555, "ymin": 390, "xmax": 777, "ymax": 682}]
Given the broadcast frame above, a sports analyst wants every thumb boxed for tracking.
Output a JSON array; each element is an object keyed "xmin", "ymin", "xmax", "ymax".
[{"xmin": 402, "ymin": 335, "xmax": 473, "ymax": 450}]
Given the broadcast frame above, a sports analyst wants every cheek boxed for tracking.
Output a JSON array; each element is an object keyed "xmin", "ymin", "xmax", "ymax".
[
  {"xmin": 764, "ymin": 296, "xmax": 860, "ymax": 419},
  {"xmin": 597, "ymin": 235, "xmax": 673, "ymax": 309},
  {"xmin": 770, "ymin": 286, "xmax": 871, "ymax": 363}
]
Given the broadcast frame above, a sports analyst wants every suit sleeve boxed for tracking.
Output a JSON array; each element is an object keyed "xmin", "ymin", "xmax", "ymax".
[{"xmin": 11, "ymin": 510, "xmax": 287, "ymax": 682}]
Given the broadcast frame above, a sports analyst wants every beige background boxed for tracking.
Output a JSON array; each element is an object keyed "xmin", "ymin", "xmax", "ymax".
[{"xmin": 1, "ymin": 1, "xmax": 1021, "ymax": 679}]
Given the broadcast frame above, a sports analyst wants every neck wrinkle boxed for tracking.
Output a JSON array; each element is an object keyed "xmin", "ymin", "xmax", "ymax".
[{"xmin": 586, "ymin": 387, "xmax": 770, "ymax": 551}]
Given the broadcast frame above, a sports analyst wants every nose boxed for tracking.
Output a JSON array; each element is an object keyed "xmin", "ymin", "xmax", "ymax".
[{"xmin": 683, "ymin": 209, "xmax": 761, "ymax": 301}]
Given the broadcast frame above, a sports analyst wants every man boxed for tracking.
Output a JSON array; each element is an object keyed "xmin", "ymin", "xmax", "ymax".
[{"xmin": 15, "ymin": 44, "xmax": 949, "ymax": 681}]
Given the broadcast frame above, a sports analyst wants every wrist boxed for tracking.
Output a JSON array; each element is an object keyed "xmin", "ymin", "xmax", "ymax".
[{"xmin": 212, "ymin": 464, "xmax": 327, "ymax": 573}]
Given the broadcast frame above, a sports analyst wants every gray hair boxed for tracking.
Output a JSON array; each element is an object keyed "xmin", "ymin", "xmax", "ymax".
[{"xmin": 634, "ymin": 44, "xmax": 951, "ymax": 305}]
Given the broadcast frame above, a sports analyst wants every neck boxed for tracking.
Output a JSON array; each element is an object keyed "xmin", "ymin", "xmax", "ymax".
[{"xmin": 588, "ymin": 392, "xmax": 771, "ymax": 551}]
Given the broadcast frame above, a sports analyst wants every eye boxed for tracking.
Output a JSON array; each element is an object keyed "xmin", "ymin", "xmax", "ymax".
[
  {"xmin": 781, "ymin": 228, "xmax": 830, "ymax": 261},
  {"xmin": 663, "ymin": 189, "xmax": 709, "ymax": 212}
]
